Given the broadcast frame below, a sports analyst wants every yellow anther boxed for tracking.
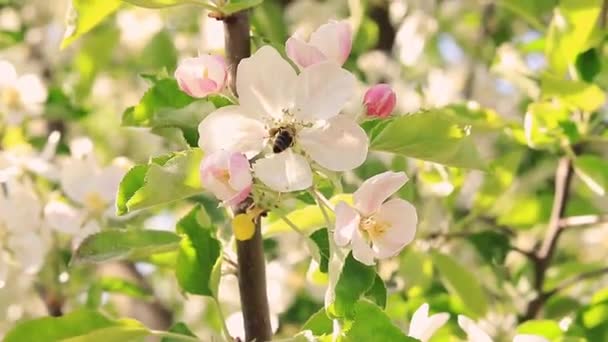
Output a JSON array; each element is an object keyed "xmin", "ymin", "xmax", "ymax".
[
  {"xmin": 232, "ymin": 213, "xmax": 255, "ymax": 241},
  {"xmin": 84, "ymin": 192, "xmax": 107, "ymax": 215},
  {"xmin": 360, "ymin": 216, "xmax": 389, "ymax": 239},
  {"xmin": 2, "ymin": 88, "xmax": 21, "ymax": 110}
]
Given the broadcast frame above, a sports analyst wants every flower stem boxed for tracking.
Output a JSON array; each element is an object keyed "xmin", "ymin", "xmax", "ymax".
[
  {"xmin": 221, "ymin": 9, "xmax": 272, "ymax": 341},
  {"xmin": 213, "ymin": 297, "xmax": 233, "ymax": 341}
]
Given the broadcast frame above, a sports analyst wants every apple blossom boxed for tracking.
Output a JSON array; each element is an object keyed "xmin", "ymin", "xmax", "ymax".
[
  {"xmin": 286, "ymin": 20, "xmax": 352, "ymax": 69},
  {"xmin": 363, "ymin": 84, "xmax": 397, "ymax": 118},
  {"xmin": 200, "ymin": 150, "xmax": 252, "ymax": 207},
  {"xmin": 175, "ymin": 55, "xmax": 228, "ymax": 98},
  {"xmin": 198, "ymin": 46, "xmax": 368, "ymax": 192},
  {"xmin": 0, "ymin": 60, "xmax": 47, "ymax": 124},
  {"xmin": 458, "ymin": 315, "xmax": 550, "ymax": 342},
  {"xmin": 334, "ymin": 171, "xmax": 417, "ymax": 265},
  {"xmin": 408, "ymin": 303, "xmax": 449, "ymax": 341}
]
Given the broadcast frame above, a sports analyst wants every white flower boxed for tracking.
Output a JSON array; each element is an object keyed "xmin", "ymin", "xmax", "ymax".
[
  {"xmin": 458, "ymin": 315, "xmax": 493, "ymax": 342},
  {"xmin": 408, "ymin": 303, "xmax": 449, "ymax": 342},
  {"xmin": 334, "ymin": 171, "xmax": 417, "ymax": 265},
  {"xmin": 286, "ymin": 20, "xmax": 352, "ymax": 69},
  {"xmin": 198, "ymin": 46, "xmax": 368, "ymax": 192},
  {"xmin": 0, "ymin": 178, "xmax": 48, "ymax": 286},
  {"xmin": 0, "ymin": 60, "xmax": 47, "ymax": 125},
  {"xmin": 199, "ymin": 150, "xmax": 252, "ymax": 206},
  {"xmin": 44, "ymin": 137, "xmax": 128, "ymax": 246},
  {"xmin": 175, "ymin": 55, "xmax": 228, "ymax": 98},
  {"xmin": 513, "ymin": 335, "xmax": 549, "ymax": 342}
]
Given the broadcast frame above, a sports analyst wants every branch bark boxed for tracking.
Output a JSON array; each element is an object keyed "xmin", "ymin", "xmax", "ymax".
[
  {"xmin": 522, "ymin": 157, "xmax": 574, "ymax": 320},
  {"xmin": 222, "ymin": 11, "xmax": 273, "ymax": 342}
]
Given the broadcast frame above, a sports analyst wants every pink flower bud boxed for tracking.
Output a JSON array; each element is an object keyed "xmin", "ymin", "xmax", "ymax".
[
  {"xmin": 200, "ymin": 151, "xmax": 252, "ymax": 207},
  {"xmin": 363, "ymin": 84, "xmax": 396, "ymax": 118},
  {"xmin": 286, "ymin": 20, "xmax": 352, "ymax": 69},
  {"xmin": 174, "ymin": 55, "xmax": 227, "ymax": 98}
]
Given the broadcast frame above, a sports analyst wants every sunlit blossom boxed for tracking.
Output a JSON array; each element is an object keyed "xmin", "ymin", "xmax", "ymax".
[
  {"xmin": 0, "ymin": 60, "xmax": 47, "ymax": 124},
  {"xmin": 408, "ymin": 303, "xmax": 449, "ymax": 341},
  {"xmin": 175, "ymin": 54, "xmax": 228, "ymax": 98},
  {"xmin": 334, "ymin": 171, "xmax": 417, "ymax": 265},
  {"xmin": 286, "ymin": 20, "xmax": 352, "ymax": 69}
]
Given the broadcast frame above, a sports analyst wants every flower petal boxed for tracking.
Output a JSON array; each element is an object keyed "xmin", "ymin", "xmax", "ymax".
[
  {"xmin": 351, "ymin": 228, "xmax": 375, "ymax": 265},
  {"xmin": 513, "ymin": 335, "xmax": 550, "ymax": 342},
  {"xmin": 354, "ymin": 171, "xmax": 408, "ymax": 216},
  {"xmin": 44, "ymin": 201, "xmax": 84, "ymax": 234},
  {"xmin": 16, "ymin": 74, "xmax": 47, "ymax": 104},
  {"xmin": 334, "ymin": 201, "xmax": 360, "ymax": 246},
  {"xmin": 237, "ymin": 46, "xmax": 297, "ymax": 119},
  {"xmin": 408, "ymin": 303, "xmax": 449, "ymax": 342},
  {"xmin": 197, "ymin": 106, "xmax": 266, "ymax": 158},
  {"xmin": 294, "ymin": 62, "xmax": 355, "ymax": 122},
  {"xmin": 253, "ymin": 149, "xmax": 312, "ymax": 192},
  {"xmin": 372, "ymin": 198, "xmax": 417, "ymax": 259},
  {"xmin": 228, "ymin": 152, "xmax": 252, "ymax": 191},
  {"xmin": 298, "ymin": 115, "xmax": 368, "ymax": 171},
  {"xmin": 200, "ymin": 151, "xmax": 237, "ymax": 201},
  {"xmin": 309, "ymin": 21, "xmax": 352, "ymax": 65},
  {"xmin": 0, "ymin": 60, "xmax": 17, "ymax": 87},
  {"xmin": 457, "ymin": 315, "xmax": 493, "ymax": 342},
  {"xmin": 286, "ymin": 35, "xmax": 327, "ymax": 69}
]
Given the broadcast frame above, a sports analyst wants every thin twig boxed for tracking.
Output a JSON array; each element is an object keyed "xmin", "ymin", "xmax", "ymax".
[{"xmin": 546, "ymin": 267, "xmax": 608, "ymax": 297}]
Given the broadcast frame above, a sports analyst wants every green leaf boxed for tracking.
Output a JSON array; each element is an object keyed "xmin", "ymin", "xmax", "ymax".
[
  {"xmin": 98, "ymin": 277, "xmax": 150, "ymax": 299},
  {"xmin": 61, "ymin": 0, "xmax": 122, "ymax": 49},
  {"xmin": 175, "ymin": 206, "xmax": 222, "ymax": 296},
  {"xmin": 140, "ymin": 30, "xmax": 178, "ymax": 71},
  {"xmin": 4, "ymin": 309, "xmax": 149, "ymax": 342},
  {"xmin": 309, "ymin": 228, "xmax": 330, "ymax": 273},
  {"xmin": 302, "ymin": 308, "xmax": 333, "ymax": 336},
  {"xmin": 251, "ymin": 0, "xmax": 288, "ymax": 45},
  {"xmin": 116, "ymin": 148, "xmax": 203, "ymax": 215},
  {"xmin": 524, "ymin": 100, "xmax": 570, "ymax": 149},
  {"xmin": 364, "ymin": 109, "xmax": 487, "ymax": 169},
  {"xmin": 161, "ymin": 322, "xmax": 198, "ymax": 342},
  {"xmin": 123, "ymin": 0, "xmax": 195, "ymax": 8},
  {"xmin": 365, "ymin": 274, "xmax": 387, "ymax": 309},
  {"xmin": 574, "ymin": 155, "xmax": 608, "ymax": 196},
  {"xmin": 466, "ymin": 230, "xmax": 511, "ymax": 265},
  {"xmin": 344, "ymin": 300, "xmax": 417, "ymax": 342},
  {"xmin": 220, "ymin": 0, "xmax": 264, "ymax": 15},
  {"xmin": 545, "ymin": 0, "xmax": 602, "ymax": 75},
  {"xmin": 576, "ymin": 48, "xmax": 601, "ymax": 82},
  {"xmin": 329, "ymin": 252, "xmax": 376, "ymax": 318},
  {"xmin": 122, "ymin": 78, "xmax": 217, "ymax": 147},
  {"xmin": 497, "ymin": 0, "xmax": 556, "ymax": 32},
  {"xmin": 72, "ymin": 230, "xmax": 181, "ymax": 264},
  {"xmin": 541, "ymin": 74, "xmax": 606, "ymax": 112},
  {"xmin": 431, "ymin": 251, "xmax": 488, "ymax": 318},
  {"xmin": 517, "ymin": 320, "xmax": 563, "ymax": 339}
]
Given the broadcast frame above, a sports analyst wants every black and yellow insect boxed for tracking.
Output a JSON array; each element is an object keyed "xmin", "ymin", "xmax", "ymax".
[{"xmin": 269, "ymin": 126, "xmax": 296, "ymax": 153}]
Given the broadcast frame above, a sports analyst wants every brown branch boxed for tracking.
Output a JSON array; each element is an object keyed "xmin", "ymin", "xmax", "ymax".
[
  {"xmin": 522, "ymin": 157, "xmax": 574, "ymax": 320},
  {"xmin": 222, "ymin": 11, "xmax": 273, "ymax": 342}
]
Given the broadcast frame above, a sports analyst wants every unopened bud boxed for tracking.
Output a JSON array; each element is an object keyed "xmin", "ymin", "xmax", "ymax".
[{"xmin": 363, "ymin": 84, "xmax": 396, "ymax": 118}]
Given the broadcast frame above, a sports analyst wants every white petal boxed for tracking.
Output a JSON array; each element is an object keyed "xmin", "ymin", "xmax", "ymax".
[
  {"xmin": 16, "ymin": 74, "xmax": 47, "ymax": 105},
  {"xmin": 0, "ymin": 179, "xmax": 42, "ymax": 232},
  {"xmin": 228, "ymin": 152, "xmax": 252, "ymax": 191},
  {"xmin": 354, "ymin": 171, "xmax": 408, "ymax": 216},
  {"xmin": 253, "ymin": 149, "xmax": 312, "ymax": 192},
  {"xmin": 298, "ymin": 115, "xmax": 368, "ymax": 171},
  {"xmin": 286, "ymin": 35, "xmax": 327, "ymax": 69},
  {"xmin": 351, "ymin": 229, "xmax": 375, "ymax": 265},
  {"xmin": 95, "ymin": 164, "xmax": 126, "ymax": 203},
  {"xmin": 334, "ymin": 201, "xmax": 360, "ymax": 246},
  {"xmin": 294, "ymin": 62, "xmax": 355, "ymax": 122},
  {"xmin": 60, "ymin": 157, "xmax": 97, "ymax": 204},
  {"xmin": 237, "ymin": 46, "xmax": 297, "ymax": 119},
  {"xmin": 409, "ymin": 303, "xmax": 449, "ymax": 342},
  {"xmin": 513, "ymin": 335, "xmax": 549, "ymax": 342},
  {"xmin": 44, "ymin": 201, "xmax": 84, "ymax": 234},
  {"xmin": 309, "ymin": 21, "xmax": 352, "ymax": 65},
  {"xmin": 197, "ymin": 106, "xmax": 267, "ymax": 158},
  {"xmin": 9, "ymin": 231, "xmax": 47, "ymax": 274},
  {"xmin": 457, "ymin": 315, "xmax": 493, "ymax": 342},
  {"xmin": 0, "ymin": 60, "xmax": 17, "ymax": 87},
  {"xmin": 372, "ymin": 198, "xmax": 417, "ymax": 259}
]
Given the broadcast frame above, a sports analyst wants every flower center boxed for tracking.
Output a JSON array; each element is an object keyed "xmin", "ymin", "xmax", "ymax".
[
  {"xmin": 215, "ymin": 169, "xmax": 230, "ymax": 183},
  {"xmin": 360, "ymin": 215, "xmax": 389, "ymax": 240},
  {"xmin": 84, "ymin": 192, "xmax": 107, "ymax": 215},
  {"xmin": 2, "ymin": 87, "xmax": 22, "ymax": 110}
]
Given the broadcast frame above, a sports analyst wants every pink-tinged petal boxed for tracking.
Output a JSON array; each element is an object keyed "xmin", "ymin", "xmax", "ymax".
[
  {"xmin": 197, "ymin": 105, "xmax": 266, "ymax": 158},
  {"xmin": 200, "ymin": 151, "xmax": 236, "ymax": 201},
  {"xmin": 372, "ymin": 198, "xmax": 417, "ymax": 259},
  {"xmin": 174, "ymin": 55, "xmax": 227, "ymax": 97},
  {"xmin": 228, "ymin": 152, "xmax": 252, "ymax": 191},
  {"xmin": 457, "ymin": 316, "xmax": 493, "ymax": 342},
  {"xmin": 354, "ymin": 171, "xmax": 408, "ymax": 216},
  {"xmin": 351, "ymin": 228, "xmax": 375, "ymax": 265},
  {"xmin": 225, "ymin": 184, "xmax": 251, "ymax": 207},
  {"xmin": 252, "ymin": 149, "xmax": 313, "ymax": 192},
  {"xmin": 236, "ymin": 46, "xmax": 297, "ymax": 120},
  {"xmin": 286, "ymin": 35, "xmax": 327, "ymax": 69},
  {"xmin": 294, "ymin": 62, "xmax": 355, "ymax": 122},
  {"xmin": 363, "ymin": 84, "xmax": 396, "ymax": 118},
  {"xmin": 334, "ymin": 201, "xmax": 360, "ymax": 246},
  {"xmin": 309, "ymin": 21, "xmax": 352, "ymax": 66},
  {"xmin": 298, "ymin": 115, "xmax": 368, "ymax": 171}
]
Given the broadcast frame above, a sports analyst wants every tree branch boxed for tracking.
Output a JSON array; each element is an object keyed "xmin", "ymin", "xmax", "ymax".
[
  {"xmin": 222, "ymin": 11, "xmax": 273, "ymax": 342},
  {"xmin": 522, "ymin": 157, "xmax": 574, "ymax": 320},
  {"xmin": 546, "ymin": 267, "xmax": 608, "ymax": 297}
]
